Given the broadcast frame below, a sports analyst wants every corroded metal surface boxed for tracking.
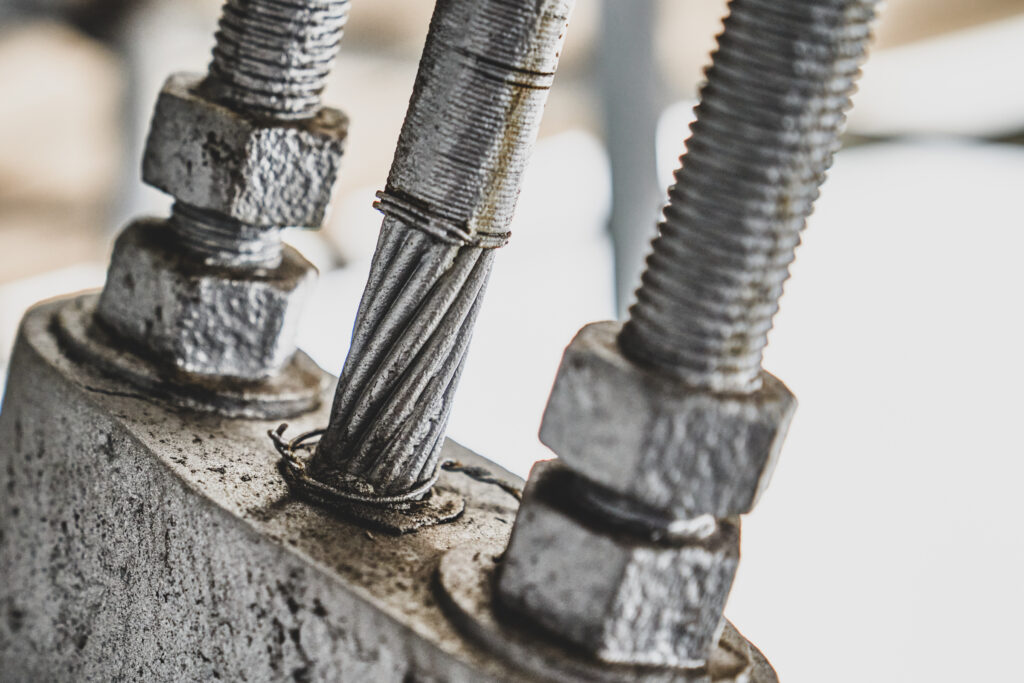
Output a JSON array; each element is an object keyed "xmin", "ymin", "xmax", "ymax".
[
  {"xmin": 0, "ymin": 297, "xmax": 777, "ymax": 681},
  {"xmin": 58, "ymin": 294, "xmax": 326, "ymax": 419},
  {"xmin": 438, "ymin": 545, "xmax": 776, "ymax": 683},
  {"xmin": 92, "ymin": 0, "xmax": 351, "ymax": 393},
  {"xmin": 144, "ymin": 73, "xmax": 348, "ymax": 237},
  {"xmin": 541, "ymin": 322, "xmax": 795, "ymax": 518},
  {"xmin": 1, "ymin": 298, "xmax": 512, "ymax": 681},
  {"xmin": 203, "ymin": 0, "xmax": 352, "ymax": 121},
  {"xmin": 275, "ymin": 427, "xmax": 467, "ymax": 534},
  {"xmin": 498, "ymin": 0, "xmax": 879, "ymax": 669},
  {"xmin": 497, "ymin": 462, "xmax": 742, "ymax": 669},
  {"xmin": 309, "ymin": 0, "xmax": 575, "ymax": 497},
  {"xmin": 619, "ymin": 0, "xmax": 880, "ymax": 394},
  {"xmin": 97, "ymin": 220, "xmax": 316, "ymax": 381}
]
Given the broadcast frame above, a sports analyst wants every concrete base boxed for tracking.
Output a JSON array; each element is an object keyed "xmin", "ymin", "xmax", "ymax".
[{"xmin": 0, "ymin": 295, "xmax": 777, "ymax": 682}]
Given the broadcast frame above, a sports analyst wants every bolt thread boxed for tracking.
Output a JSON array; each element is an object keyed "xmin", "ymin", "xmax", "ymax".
[
  {"xmin": 309, "ymin": 0, "xmax": 574, "ymax": 496},
  {"xmin": 619, "ymin": 0, "xmax": 877, "ymax": 394},
  {"xmin": 170, "ymin": 202, "xmax": 283, "ymax": 268},
  {"xmin": 203, "ymin": 0, "xmax": 351, "ymax": 120},
  {"xmin": 385, "ymin": 0, "xmax": 570, "ymax": 241}
]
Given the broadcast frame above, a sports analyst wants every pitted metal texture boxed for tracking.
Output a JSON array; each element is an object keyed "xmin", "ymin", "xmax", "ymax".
[
  {"xmin": 438, "ymin": 545, "xmax": 774, "ymax": 683},
  {"xmin": 143, "ymin": 73, "xmax": 348, "ymax": 231},
  {"xmin": 381, "ymin": 0, "xmax": 572, "ymax": 246},
  {"xmin": 496, "ymin": 462, "xmax": 741, "ymax": 669},
  {"xmin": 618, "ymin": 0, "xmax": 880, "ymax": 394},
  {"xmin": 0, "ymin": 301, "xmax": 778, "ymax": 680},
  {"xmin": 498, "ymin": 0, "xmax": 880, "ymax": 669},
  {"xmin": 308, "ymin": 0, "xmax": 575, "ymax": 499},
  {"xmin": 204, "ymin": 0, "xmax": 352, "ymax": 121},
  {"xmin": 96, "ymin": 219, "xmax": 316, "ymax": 381},
  {"xmin": 540, "ymin": 321, "xmax": 796, "ymax": 518}
]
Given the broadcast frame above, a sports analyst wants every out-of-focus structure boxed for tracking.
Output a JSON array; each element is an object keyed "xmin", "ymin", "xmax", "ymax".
[{"xmin": 0, "ymin": 1, "xmax": 1023, "ymax": 681}]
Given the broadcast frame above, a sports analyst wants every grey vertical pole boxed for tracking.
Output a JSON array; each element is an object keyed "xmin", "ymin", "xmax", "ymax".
[{"xmin": 599, "ymin": 0, "xmax": 664, "ymax": 315}]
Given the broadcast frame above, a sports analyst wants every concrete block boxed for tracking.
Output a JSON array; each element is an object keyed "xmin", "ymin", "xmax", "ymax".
[
  {"xmin": 0, "ymin": 296, "xmax": 778, "ymax": 682},
  {"xmin": 0, "ymin": 297, "xmax": 518, "ymax": 682}
]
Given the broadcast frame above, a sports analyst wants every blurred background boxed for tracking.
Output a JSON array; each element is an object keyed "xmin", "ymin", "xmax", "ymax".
[{"xmin": 1, "ymin": 0, "xmax": 1022, "ymax": 680}]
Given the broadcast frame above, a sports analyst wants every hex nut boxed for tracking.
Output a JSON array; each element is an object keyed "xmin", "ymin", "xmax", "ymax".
[
  {"xmin": 540, "ymin": 321, "xmax": 797, "ymax": 518},
  {"xmin": 142, "ymin": 73, "xmax": 348, "ymax": 228},
  {"xmin": 497, "ymin": 461, "xmax": 740, "ymax": 668},
  {"xmin": 96, "ymin": 219, "xmax": 316, "ymax": 380}
]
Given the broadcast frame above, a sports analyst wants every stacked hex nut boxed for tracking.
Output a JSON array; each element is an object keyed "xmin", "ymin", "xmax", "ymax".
[
  {"xmin": 143, "ymin": 74, "xmax": 347, "ymax": 231},
  {"xmin": 498, "ymin": 0, "xmax": 877, "ymax": 668},
  {"xmin": 94, "ymin": 0, "xmax": 351, "ymax": 384},
  {"xmin": 98, "ymin": 220, "xmax": 316, "ymax": 380},
  {"xmin": 499, "ymin": 460, "xmax": 744, "ymax": 668},
  {"xmin": 497, "ymin": 322, "xmax": 795, "ymax": 668},
  {"xmin": 542, "ymin": 322, "xmax": 796, "ymax": 519},
  {"xmin": 95, "ymin": 73, "xmax": 346, "ymax": 381}
]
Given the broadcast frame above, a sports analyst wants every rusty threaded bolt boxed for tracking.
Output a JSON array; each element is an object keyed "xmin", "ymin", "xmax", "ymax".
[
  {"xmin": 618, "ymin": 0, "xmax": 879, "ymax": 394},
  {"xmin": 163, "ymin": 0, "xmax": 353, "ymax": 266},
  {"xmin": 201, "ymin": 0, "xmax": 352, "ymax": 121},
  {"xmin": 307, "ymin": 0, "xmax": 575, "ymax": 497}
]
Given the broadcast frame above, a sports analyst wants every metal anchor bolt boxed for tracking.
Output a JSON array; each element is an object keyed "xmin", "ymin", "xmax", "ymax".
[
  {"xmin": 302, "ymin": 0, "xmax": 576, "ymax": 499},
  {"xmin": 201, "ymin": 0, "xmax": 352, "ymax": 121},
  {"xmin": 90, "ymin": 0, "xmax": 350, "ymax": 394},
  {"xmin": 497, "ymin": 0, "xmax": 880, "ymax": 668},
  {"xmin": 619, "ymin": 0, "xmax": 879, "ymax": 394}
]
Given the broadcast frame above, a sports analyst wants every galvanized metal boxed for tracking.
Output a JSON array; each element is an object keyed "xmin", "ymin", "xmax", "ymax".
[
  {"xmin": 95, "ymin": 220, "xmax": 317, "ymax": 381},
  {"xmin": 539, "ymin": 321, "xmax": 796, "ymax": 519},
  {"xmin": 619, "ymin": 0, "xmax": 879, "ymax": 395},
  {"xmin": 90, "ymin": 0, "xmax": 350, "ymax": 391},
  {"xmin": 498, "ymin": 461, "xmax": 742, "ymax": 668},
  {"xmin": 0, "ymin": 295, "xmax": 775, "ymax": 682},
  {"xmin": 439, "ymin": 536, "xmax": 776, "ymax": 683},
  {"xmin": 143, "ymin": 73, "xmax": 348, "ymax": 235},
  {"xmin": 308, "ymin": 0, "xmax": 575, "ymax": 497},
  {"xmin": 498, "ymin": 0, "xmax": 880, "ymax": 669},
  {"xmin": 58, "ymin": 294, "xmax": 326, "ymax": 419},
  {"xmin": 203, "ymin": 0, "xmax": 351, "ymax": 121}
]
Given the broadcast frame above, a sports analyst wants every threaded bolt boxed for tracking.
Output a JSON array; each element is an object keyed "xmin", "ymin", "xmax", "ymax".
[
  {"xmin": 202, "ymin": 0, "xmax": 351, "ymax": 121},
  {"xmin": 171, "ymin": 0, "xmax": 352, "ymax": 266},
  {"xmin": 618, "ymin": 0, "xmax": 878, "ymax": 394},
  {"xmin": 170, "ymin": 202, "xmax": 284, "ymax": 268}
]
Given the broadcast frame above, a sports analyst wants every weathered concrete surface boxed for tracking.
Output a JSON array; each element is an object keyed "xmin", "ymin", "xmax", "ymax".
[
  {"xmin": 0, "ymin": 296, "xmax": 777, "ymax": 682},
  {"xmin": 0, "ymin": 297, "xmax": 523, "ymax": 682}
]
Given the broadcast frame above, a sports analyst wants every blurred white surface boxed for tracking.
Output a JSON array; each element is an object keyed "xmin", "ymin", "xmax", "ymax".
[
  {"xmin": 849, "ymin": 15, "xmax": 1024, "ymax": 137},
  {"xmin": 729, "ymin": 138, "xmax": 1024, "ymax": 682}
]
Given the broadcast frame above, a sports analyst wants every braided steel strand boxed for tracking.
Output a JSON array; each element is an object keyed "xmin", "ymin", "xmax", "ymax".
[{"xmin": 310, "ymin": 0, "xmax": 574, "ymax": 497}]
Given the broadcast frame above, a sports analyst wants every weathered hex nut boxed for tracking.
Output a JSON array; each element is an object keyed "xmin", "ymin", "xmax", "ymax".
[
  {"xmin": 497, "ymin": 461, "xmax": 740, "ymax": 668},
  {"xmin": 540, "ymin": 321, "xmax": 796, "ymax": 518},
  {"xmin": 143, "ymin": 73, "xmax": 347, "ymax": 228},
  {"xmin": 96, "ymin": 219, "xmax": 315, "ymax": 380}
]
